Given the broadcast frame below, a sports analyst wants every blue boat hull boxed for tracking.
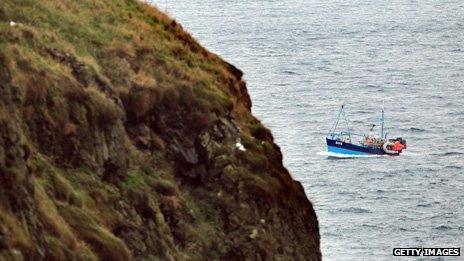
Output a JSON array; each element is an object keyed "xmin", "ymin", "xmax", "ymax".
[{"xmin": 326, "ymin": 138, "xmax": 386, "ymax": 155}]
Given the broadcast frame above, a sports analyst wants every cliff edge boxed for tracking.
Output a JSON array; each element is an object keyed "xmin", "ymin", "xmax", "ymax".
[{"xmin": 0, "ymin": 0, "xmax": 320, "ymax": 260}]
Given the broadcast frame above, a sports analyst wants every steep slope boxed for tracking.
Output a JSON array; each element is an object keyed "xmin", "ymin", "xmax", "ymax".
[{"xmin": 0, "ymin": 0, "xmax": 320, "ymax": 260}]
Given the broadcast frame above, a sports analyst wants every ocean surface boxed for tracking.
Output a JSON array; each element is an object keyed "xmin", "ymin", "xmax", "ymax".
[{"xmin": 150, "ymin": 1, "xmax": 464, "ymax": 259}]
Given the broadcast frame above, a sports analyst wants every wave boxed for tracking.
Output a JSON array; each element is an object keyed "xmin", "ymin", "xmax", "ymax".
[
  {"xmin": 441, "ymin": 151, "xmax": 463, "ymax": 156},
  {"xmin": 333, "ymin": 207, "xmax": 373, "ymax": 214},
  {"xmin": 400, "ymin": 151, "xmax": 423, "ymax": 156},
  {"xmin": 316, "ymin": 151, "xmax": 385, "ymax": 159},
  {"xmin": 417, "ymin": 203, "xmax": 433, "ymax": 208},
  {"xmin": 361, "ymin": 224, "xmax": 381, "ymax": 228},
  {"xmin": 409, "ymin": 127, "xmax": 425, "ymax": 132},
  {"xmin": 431, "ymin": 151, "xmax": 464, "ymax": 157},
  {"xmin": 282, "ymin": 70, "xmax": 297, "ymax": 75},
  {"xmin": 445, "ymin": 165, "xmax": 462, "ymax": 170},
  {"xmin": 434, "ymin": 225, "xmax": 453, "ymax": 231}
]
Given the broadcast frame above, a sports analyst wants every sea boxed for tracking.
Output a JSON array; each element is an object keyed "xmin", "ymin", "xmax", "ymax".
[{"xmin": 150, "ymin": 1, "xmax": 464, "ymax": 259}]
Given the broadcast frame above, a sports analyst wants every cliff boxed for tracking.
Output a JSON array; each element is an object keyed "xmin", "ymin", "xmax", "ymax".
[{"xmin": 0, "ymin": 0, "xmax": 320, "ymax": 260}]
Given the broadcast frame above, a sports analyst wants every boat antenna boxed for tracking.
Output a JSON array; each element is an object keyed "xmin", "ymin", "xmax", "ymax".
[{"xmin": 380, "ymin": 101, "xmax": 385, "ymax": 139}]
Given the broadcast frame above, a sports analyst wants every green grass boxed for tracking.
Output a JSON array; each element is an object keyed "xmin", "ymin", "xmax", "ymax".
[
  {"xmin": 152, "ymin": 179, "xmax": 176, "ymax": 196},
  {"xmin": 58, "ymin": 205, "xmax": 131, "ymax": 260},
  {"xmin": 122, "ymin": 169, "xmax": 148, "ymax": 190},
  {"xmin": 85, "ymin": 87, "xmax": 123, "ymax": 125}
]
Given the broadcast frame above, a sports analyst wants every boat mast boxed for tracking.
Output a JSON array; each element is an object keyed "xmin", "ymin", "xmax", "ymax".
[
  {"xmin": 328, "ymin": 104, "xmax": 352, "ymax": 141},
  {"xmin": 328, "ymin": 105, "xmax": 343, "ymax": 137},
  {"xmin": 380, "ymin": 108, "xmax": 385, "ymax": 139},
  {"xmin": 341, "ymin": 105, "xmax": 352, "ymax": 140}
]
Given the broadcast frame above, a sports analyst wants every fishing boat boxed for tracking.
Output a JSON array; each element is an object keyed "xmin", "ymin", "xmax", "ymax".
[{"xmin": 326, "ymin": 105, "xmax": 406, "ymax": 156}]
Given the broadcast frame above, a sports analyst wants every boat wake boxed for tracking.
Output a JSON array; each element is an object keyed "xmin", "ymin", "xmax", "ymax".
[
  {"xmin": 316, "ymin": 151, "xmax": 385, "ymax": 159},
  {"xmin": 400, "ymin": 151, "xmax": 419, "ymax": 156}
]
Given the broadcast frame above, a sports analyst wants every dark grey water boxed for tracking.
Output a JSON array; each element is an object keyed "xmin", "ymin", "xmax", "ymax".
[{"xmin": 150, "ymin": 0, "xmax": 464, "ymax": 259}]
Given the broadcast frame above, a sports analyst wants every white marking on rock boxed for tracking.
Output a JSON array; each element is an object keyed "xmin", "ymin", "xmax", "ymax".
[
  {"xmin": 249, "ymin": 228, "xmax": 258, "ymax": 239},
  {"xmin": 235, "ymin": 142, "xmax": 246, "ymax": 151}
]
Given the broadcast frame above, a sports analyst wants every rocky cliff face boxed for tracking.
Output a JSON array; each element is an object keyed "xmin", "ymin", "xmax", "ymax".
[{"xmin": 0, "ymin": 0, "xmax": 320, "ymax": 260}]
